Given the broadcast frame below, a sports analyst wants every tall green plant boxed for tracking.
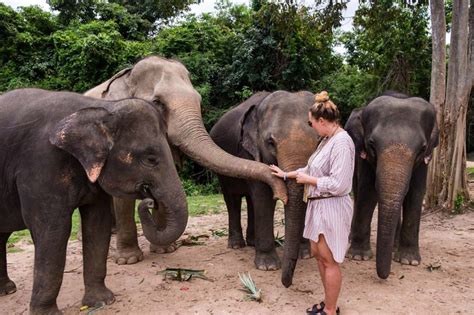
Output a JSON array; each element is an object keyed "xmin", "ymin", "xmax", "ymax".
[{"xmin": 340, "ymin": 1, "xmax": 432, "ymax": 98}]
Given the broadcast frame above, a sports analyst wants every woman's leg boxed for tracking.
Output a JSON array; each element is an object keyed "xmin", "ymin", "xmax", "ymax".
[
  {"xmin": 316, "ymin": 234, "xmax": 341, "ymax": 315},
  {"xmin": 310, "ymin": 240, "xmax": 326, "ymax": 289}
]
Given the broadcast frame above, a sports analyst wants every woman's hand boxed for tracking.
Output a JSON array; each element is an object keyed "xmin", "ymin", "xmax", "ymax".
[
  {"xmin": 269, "ymin": 164, "xmax": 284, "ymax": 178},
  {"xmin": 296, "ymin": 172, "xmax": 316, "ymax": 186}
]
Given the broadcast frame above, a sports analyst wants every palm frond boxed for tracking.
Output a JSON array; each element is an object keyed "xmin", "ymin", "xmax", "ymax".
[{"xmin": 238, "ymin": 272, "xmax": 262, "ymax": 302}]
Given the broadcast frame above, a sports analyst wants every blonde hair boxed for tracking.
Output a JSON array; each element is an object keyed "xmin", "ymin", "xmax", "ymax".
[{"xmin": 310, "ymin": 91, "xmax": 340, "ymax": 123}]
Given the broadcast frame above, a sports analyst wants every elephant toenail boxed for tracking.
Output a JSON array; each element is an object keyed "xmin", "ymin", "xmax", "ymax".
[
  {"xmin": 411, "ymin": 260, "xmax": 419, "ymax": 266},
  {"xmin": 401, "ymin": 258, "xmax": 409, "ymax": 264},
  {"xmin": 353, "ymin": 255, "xmax": 361, "ymax": 260}
]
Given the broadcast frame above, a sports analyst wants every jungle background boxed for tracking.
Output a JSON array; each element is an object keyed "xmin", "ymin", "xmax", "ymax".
[{"xmin": 2, "ymin": 0, "xmax": 463, "ymax": 195}]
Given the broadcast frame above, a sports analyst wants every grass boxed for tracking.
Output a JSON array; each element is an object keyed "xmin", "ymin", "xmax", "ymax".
[
  {"xmin": 467, "ymin": 167, "xmax": 474, "ymax": 176},
  {"xmin": 7, "ymin": 194, "xmax": 225, "ymax": 252}
]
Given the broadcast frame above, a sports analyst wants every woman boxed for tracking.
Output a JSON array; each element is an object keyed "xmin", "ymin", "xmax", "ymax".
[{"xmin": 270, "ymin": 91, "xmax": 355, "ymax": 315}]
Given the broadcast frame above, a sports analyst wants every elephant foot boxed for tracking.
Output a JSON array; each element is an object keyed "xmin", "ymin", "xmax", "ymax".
[
  {"xmin": 228, "ymin": 237, "xmax": 246, "ymax": 249},
  {"xmin": 255, "ymin": 249, "xmax": 281, "ymax": 271},
  {"xmin": 82, "ymin": 285, "xmax": 115, "ymax": 308},
  {"xmin": 246, "ymin": 230, "xmax": 255, "ymax": 247},
  {"xmin": 0, "ymin": 279, "xmax": 16, "ymax": 296},
  {"xmin": 114, "ymin": 245, "xmax": 144, "ymax": 265},
  {"xmin": 346, "ymin": 246, "xmax": 373, "ymax": 261},
  {"xmin": 29, "ymin": 304, "xmax": 62, "ymax": 315},
  {"xmin": 393, "ymin": 247, "xmax": 421, "ymax": 266},
  {"xmin": 298, "ymin": 243, "xmax": 312, "ymax": 259},
  {"xmin": 150, "ymin": 242, "xmax": 178, "ymax": 254},
  {"xmin": 246, "ymin": 237, "xmax": 255, "ymax": 247}
]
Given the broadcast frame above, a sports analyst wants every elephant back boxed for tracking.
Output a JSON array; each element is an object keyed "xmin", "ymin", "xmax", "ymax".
[{"xmin": 210, "ymin": 92, "xmax": 271, "ymax": 156}]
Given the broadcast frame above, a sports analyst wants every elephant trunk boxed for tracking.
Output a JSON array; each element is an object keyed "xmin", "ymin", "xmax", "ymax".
[
  {"xmin": 168, "ymin": 104, "xmax": 288, "ymax": 204},
  {"xmin": 277, "ymin": 147, "xmax": 314, "ymax": 288},
  {"xmin": 138, "ymin": 177, "xmax": 188, "ymax": 246},
  {"xmin": 375, "ymin": 144, "xmax": 414, "ymax": 279},
  {"xmin": 281, "ymin": 180, "xmax": 306, "ymax": 287}
]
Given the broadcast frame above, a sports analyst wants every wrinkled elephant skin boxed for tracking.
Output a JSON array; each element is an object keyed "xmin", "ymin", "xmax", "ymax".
[
  {"xmin": 210, "ymin": 91, "xmax": 319, "ymax": 287},
  {"xmin": 345, "ymin": 91, "xmax": 438, "ymax": 279},
  {"xmin": 0, "ymin": 89, "xmax": 186, "ymax": 313},
  {"xmin": 85, "ymin": 56, "xmax": 287, "ymax": 264}
]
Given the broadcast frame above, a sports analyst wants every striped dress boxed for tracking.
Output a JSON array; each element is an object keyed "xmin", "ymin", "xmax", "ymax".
[{"xmin": 297, "ymin": 130, "xmax": 355, "ymax": 263}]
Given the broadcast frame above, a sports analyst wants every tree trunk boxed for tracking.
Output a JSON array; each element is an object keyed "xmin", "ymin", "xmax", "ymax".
[
  {"xmin": 426, "ymin": 0, "xmax": 447, "ymax": 208},
  {"xmin": 426, "ymin": 0, "xmax": 471, "ymax": 210}
]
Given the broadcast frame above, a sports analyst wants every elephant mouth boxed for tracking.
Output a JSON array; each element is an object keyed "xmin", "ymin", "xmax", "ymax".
[{"xmin": 137, "ymin": 182, "xmax": 155, "ymax": 201}]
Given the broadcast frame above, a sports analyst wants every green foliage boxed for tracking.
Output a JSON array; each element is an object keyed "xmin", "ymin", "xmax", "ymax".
[
  {"xmin": 95, "ymin": 2, "xmax": 152, "ymax": 40},
  {"xmin": 0, "ymin": 4, "xmax": 59, "ymax": 91},
  {"xmin": 453, "ymin": 194, "xmax": 465, "ymax": 214},
  {"xmin": 110, "ymin": 0, "xmax": 201, "ymax": 26},
  {"xmin": 220, "ymin": 1, "xmax": 345, "ymax": 99},
  {"xmin": 48, "ymin": 0, "xmax": 200, "ymax": 31},
  {"xmin": 340, "ymin": 1, "xmax": 431, "ymax": 99},
  {"xmin": 52, "ymin": 20, "xmax": 150, "ymax": 91},
  {"xmin": 318, "ymin": 64, "xmax": 378, "ymax": 123}
]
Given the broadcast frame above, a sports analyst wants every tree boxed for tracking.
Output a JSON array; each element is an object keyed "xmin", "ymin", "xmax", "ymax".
[
  {"xmin": 47, "ymin": 0, "xmax": 200, "ymax": 33},
  {"xmin": 220, "ymin": 1, "xmax": 345, "ymax": 100},
  {"xmin": 47, "ymin": 0, "xmax": 98, "ymax": 25},
  {"xmin": 340, "ymin": 1, "xmax": 432, "ymax": 99},
  {"xmin": 426, "ymin": 0, "xmax": 472, "ymax": 210},
  {"xmin": 109, "ymin": 0, "xmax": 201, "ymax": 27}
]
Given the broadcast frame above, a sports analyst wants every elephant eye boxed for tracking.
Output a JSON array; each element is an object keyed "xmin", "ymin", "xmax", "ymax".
[
  {"xmin": 266, "ymin": 136, "xmax": 276, "ymax": 147},
  {"xmin": 143, "ymin": 155, "xmax": 159, "ymax": 167}
]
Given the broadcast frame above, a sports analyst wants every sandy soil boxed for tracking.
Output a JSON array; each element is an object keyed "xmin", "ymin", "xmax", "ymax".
[{"xmin": 3, "ymin": 201, "xmax": 474, "ymax": 315}]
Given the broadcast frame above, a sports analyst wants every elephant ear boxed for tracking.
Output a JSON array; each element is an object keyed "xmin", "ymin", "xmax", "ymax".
[
  {"xmin": 344, "ymin": 108, "xmax": 365, "ymax": 155},
  {"xmin": 49, "ymin": 108, "xmax": 115, "ymax": 183},
  {"xmin": 240, "ymin": 104, "xmax": 260, "ymax": 161},
  {"xmin": 424, "ymin": 103, "xmax": 440, "ymax": 164},
  {"xmin": 100, "ymin": 67, "xmax": 133, "ymax": 98}
]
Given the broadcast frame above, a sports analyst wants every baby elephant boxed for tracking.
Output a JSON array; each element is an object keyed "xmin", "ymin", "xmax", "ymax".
[{"xmin": 0, "ymin": 89, "xmax": 187, "ymax": 314}]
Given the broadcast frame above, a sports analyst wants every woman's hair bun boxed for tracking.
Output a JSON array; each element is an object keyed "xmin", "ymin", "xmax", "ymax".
[{"xmin": 315, "ymin": 91, "xmax": 329, "ymax": 103}]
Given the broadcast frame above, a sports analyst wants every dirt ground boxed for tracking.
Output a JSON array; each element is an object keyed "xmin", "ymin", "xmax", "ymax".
[{"xmin": 3, "ymin": 199, "xmax": 474, "ymax": 315}]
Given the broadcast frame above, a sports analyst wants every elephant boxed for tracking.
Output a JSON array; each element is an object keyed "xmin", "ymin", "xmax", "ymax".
[
  {"xmin": 84, "ymin": 56, "xmax": 287, "ymax": 264},
  {"xmin": 209, "ymin": 91, "xmax": 320, "ymax": 287},
  {"xmin": 344, "ymin": 91, "xmax": 438, "ymax": 279},
  {"xmin": 0, "ymin": 88, "xmax": 186, "ymax": 314}
]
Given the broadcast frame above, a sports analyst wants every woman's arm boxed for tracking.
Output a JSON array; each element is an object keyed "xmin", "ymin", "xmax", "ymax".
[{"xmin": 269, "ymin": 165, "xmax": 317, "ymax": 185}]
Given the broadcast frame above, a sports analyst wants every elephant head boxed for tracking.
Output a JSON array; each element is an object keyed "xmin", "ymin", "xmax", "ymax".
[
  {"xmin": 345, "ymin": 92, "xmax": 438, "ymax": 279},
  {"xmin": 50, "ymin": 98, "xmax": 187, "ymax": 245},
  {"xmin": 239, "ymin": 91, "xmax": 320, "ymax": 287},
  {"xmin": 84, "ymin": 56, "xmax": 287, "ymax": 203}
]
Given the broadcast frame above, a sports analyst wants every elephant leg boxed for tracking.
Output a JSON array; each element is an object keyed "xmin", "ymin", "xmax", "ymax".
[
  {"xmin": 27, "ymin": 209, "xmax": 71, "ymax": 314},
  {"xmin": 149, "ymin": 204, "xmax": 179, "ymax": 254},
  {"xmin": 394, "ymin": 164, "xmax": 426, "ymax": 266},
  {"xmin": 245, "ymin": 195, "xmax": 255, "ymax": 247},
  {"xmin": 79, "ymin": 196, "xmax": 115, "ymax": 307},
  {"xmin": 249, "ymin": 181, "xmax": 280, "ymax": 271},
  {"xmin": 0, "ymin": 232, "xmax": 16, "ymax": 296},
  {"xmin": 348, "ymin": 159, "xmax": 377, "ymax": 261},
  {"xmin": 113, "ymin": 197, "xmax": 143, "ymax": 265},
  {"xmin": 224, "ymin": 192, "xmax": 245, "ymax": 249},
  {"xmin": 76, "ymin": 203, "xmax": 116, "ymax": 241}
]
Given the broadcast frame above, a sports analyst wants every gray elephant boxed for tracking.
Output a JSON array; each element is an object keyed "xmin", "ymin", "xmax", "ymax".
[
  {"xmin": 345, "ymin": 91, "xmax": 438, "ymax": 279},
  {"xmin": 85, "ymin": 56, "xmax": 287, "ymax": 264},
  {"xmin": 210, "ymin": 91, "xmax": 319, "ymax": 287},
  {"xmin": 0, "ymin": 89, "xmax": 185, "ymax": 314}
]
